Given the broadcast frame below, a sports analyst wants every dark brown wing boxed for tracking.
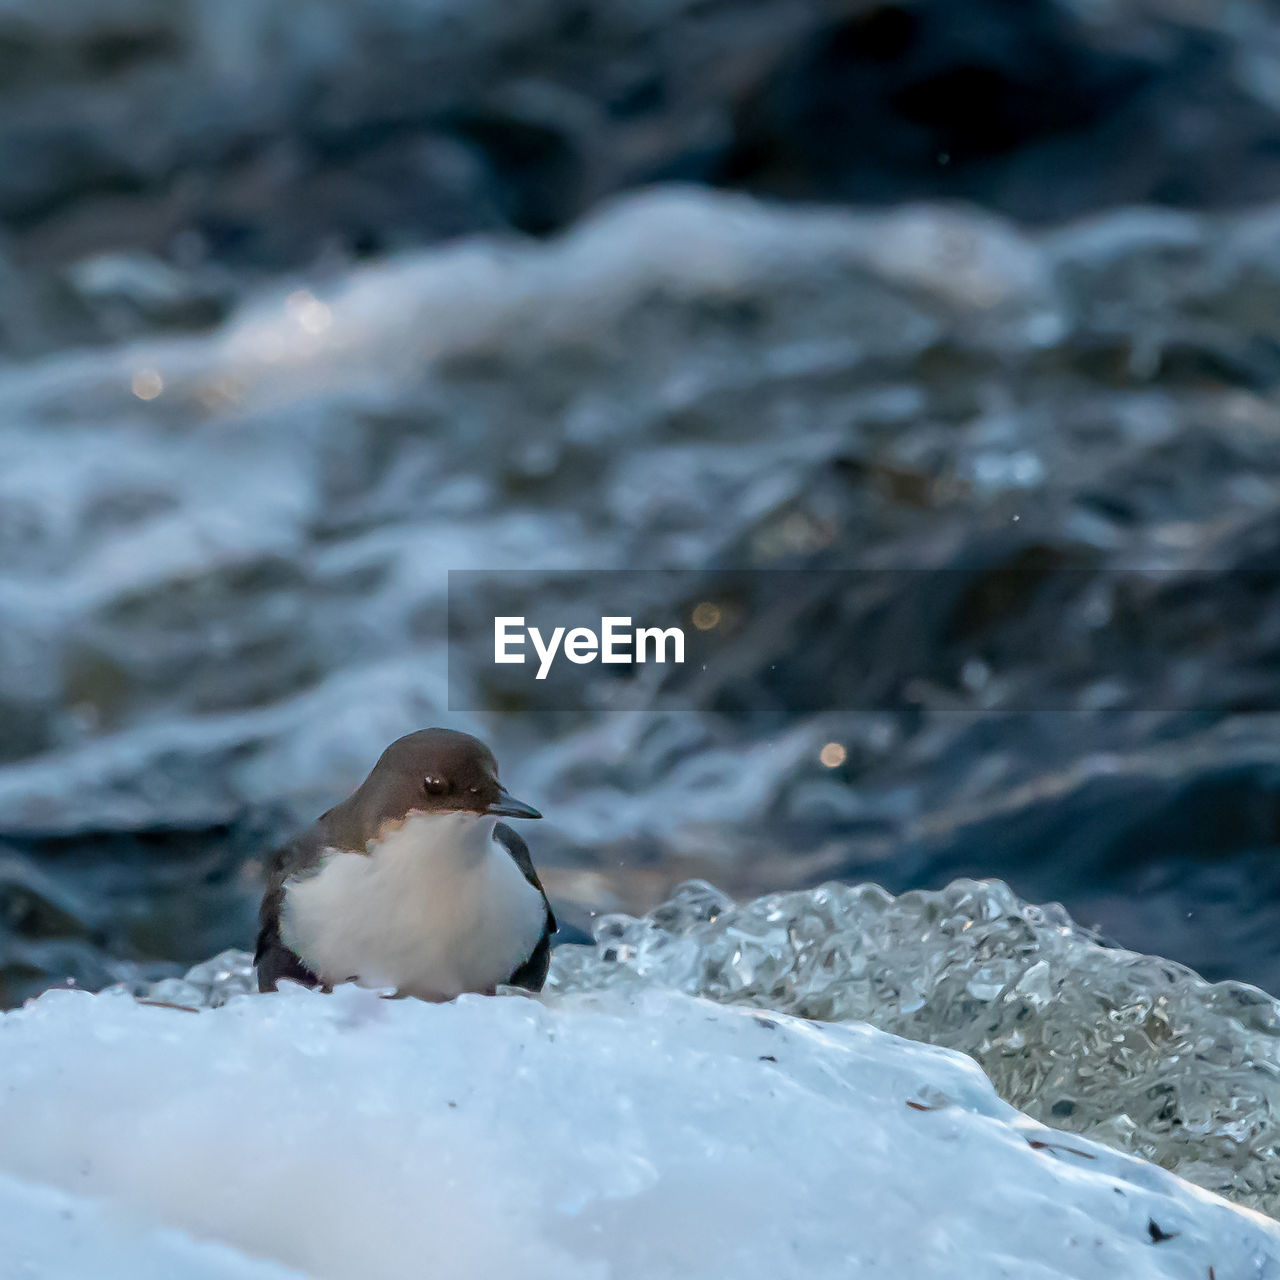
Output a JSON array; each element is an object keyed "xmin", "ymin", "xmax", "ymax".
[
  {"xmin": 494, "ymin": 822, "xmax": 556, "ymax": 932},
  {"xmin": 506, "ymin": 929, "xmax": 552, "ymax": 992},
  {"xmin": 495, "ymin": 822, "xmax": 556, "ymax": 992},
  {"xmin": 254, "ymin": 821, "xmax": 329, "ymax": 991}
]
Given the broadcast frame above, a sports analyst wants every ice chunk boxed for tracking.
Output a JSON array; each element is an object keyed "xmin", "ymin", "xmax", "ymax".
[
  {"xmin": 0, "ymin": 985, "xmax": 1276, "ymax": 1280},
  {"xmin": 547, "ymin": 878, "xmax": 1280, "ymax": 1218},
  {"xmin": 179, "ymin": 948, "xmax": 259, "ymax": 1006}
]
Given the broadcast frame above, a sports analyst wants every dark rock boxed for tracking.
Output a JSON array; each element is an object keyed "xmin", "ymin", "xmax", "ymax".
[{"xmin": 7, "ymin": 0, "xmax": 1280, "ymax": 291}]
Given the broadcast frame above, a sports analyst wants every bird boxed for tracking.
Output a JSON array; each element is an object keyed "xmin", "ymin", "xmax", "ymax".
[{"xmin": 255, "ymin": 728, "xmax": 555, "ymax": 1000}]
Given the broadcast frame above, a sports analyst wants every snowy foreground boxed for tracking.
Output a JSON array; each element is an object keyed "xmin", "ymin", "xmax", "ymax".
[{"xmin": 0, "ymin": 984, "xmax": 1277, "ymax": 1280}]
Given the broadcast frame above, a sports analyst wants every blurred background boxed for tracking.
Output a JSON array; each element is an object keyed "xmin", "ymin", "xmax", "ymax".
[{"xmin": 2, "ymin": 0, "xmax": 1280, "ymax": 1006}]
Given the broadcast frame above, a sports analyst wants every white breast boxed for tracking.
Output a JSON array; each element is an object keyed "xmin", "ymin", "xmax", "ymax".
[{"xmin": 280, "ymin": 812, "xmax": 547, "ymax": 1001}]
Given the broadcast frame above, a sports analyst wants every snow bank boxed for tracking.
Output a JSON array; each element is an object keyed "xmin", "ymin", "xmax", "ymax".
[
  {"xmin": 0, "ymin": 984, "xmax": 1276, "ymax": 1280},
  {"xmin": 0, "ymin": 1168, "xmax": 300, "ymax": 1280}
]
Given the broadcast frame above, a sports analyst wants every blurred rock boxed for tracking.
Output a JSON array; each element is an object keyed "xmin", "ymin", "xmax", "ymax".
[
  {"xmin": 6, "ymin": 0, "xmax": 1280, "ymax": 287},
  {"xmin": 722, "ymin": 0, "xmax": 1280, "ymax": 220},
  {"xmin": 0, "ymin": 823, "xmax": 266, "ymax": 1006}
]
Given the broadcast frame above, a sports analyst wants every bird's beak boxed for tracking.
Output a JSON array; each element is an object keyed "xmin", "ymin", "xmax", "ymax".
[{"xmin": 486, "ymin": 786, "xmax": 542, "ymax": 820}]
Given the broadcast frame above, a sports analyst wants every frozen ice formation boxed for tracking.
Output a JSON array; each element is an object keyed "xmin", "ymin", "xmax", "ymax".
[
  {"xmin": 141, "ymin": 947, "xmax": 259, "ymax": 1010},
  {"xmin": 147, "ymin": 874, "xmax": 1280, "ymax": 1224},
  {"xmin": 547, "ymin": 877, "xmax": 1280, "ymax": 1218},
  {"xmin": 2, "ymin": 982, "xmax": 1278, "ymax": 1280}
]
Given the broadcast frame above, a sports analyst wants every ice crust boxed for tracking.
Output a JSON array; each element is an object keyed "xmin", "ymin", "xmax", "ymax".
[
  {"xmin": 147, "ymin": 875, "xmax": 1280, "ymax": 1223},
  {"xmin": 547, "ymin": 878, "xmax": 1280, "ymax": 1217},
  {"xmin": 2, "ymin": 981, "xmax": 1279, "ymax": 1280}
]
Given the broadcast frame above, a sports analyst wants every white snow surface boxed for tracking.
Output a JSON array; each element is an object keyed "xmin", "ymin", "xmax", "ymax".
[{"xmin": 0, "ymin": 984, "xmax": 1277, "ymax": 1280}]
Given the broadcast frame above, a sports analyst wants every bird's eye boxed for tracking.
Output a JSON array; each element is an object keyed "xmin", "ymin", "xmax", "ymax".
[
  {"xmin": 423, "ymin": 775, "xmax": 450, "ymax": 796},
  {"xmin": 468, "ymin": 785, "xmax": 481, "ymax": 795}
]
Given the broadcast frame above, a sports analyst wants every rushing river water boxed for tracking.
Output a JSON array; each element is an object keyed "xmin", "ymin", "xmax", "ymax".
[
  {"xmin": 1, "ymin": 0, "xmax": 1280, "ymax": 1041},
  {"xmin": 0, "ymin": 187, "xmax": 1279, "ymax": 1010}
]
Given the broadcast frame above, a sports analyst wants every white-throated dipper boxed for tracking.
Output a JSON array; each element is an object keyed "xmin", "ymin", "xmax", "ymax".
[{"xmin": 255, "ymin": 729, "xmax": 555, "ymax": 999}]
